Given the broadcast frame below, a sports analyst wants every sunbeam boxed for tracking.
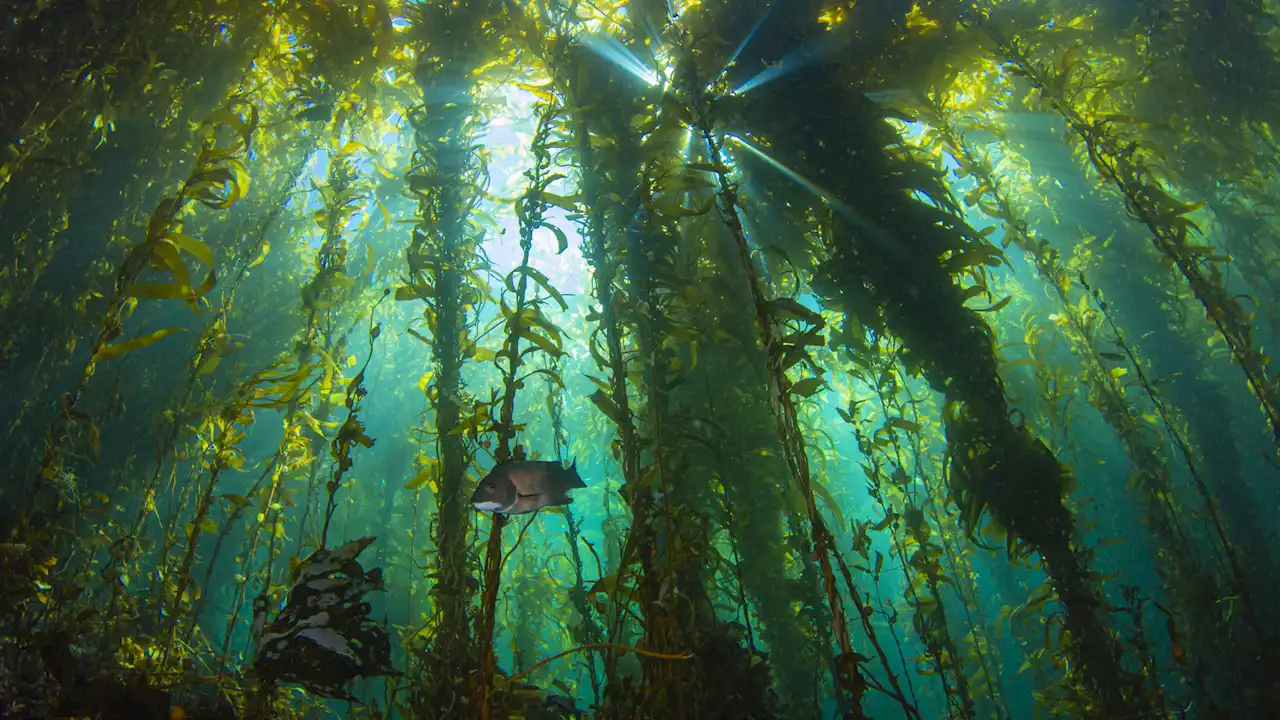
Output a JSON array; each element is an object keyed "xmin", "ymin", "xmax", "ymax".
[
  {"xmin": 731, "ymin": 32, "xmax": 842, "ymax": 95},
  {"xmin": 726, "ymin": 134, "xmax": 907, "ymax": 260},
  {"xmin": 718, "ymin": 3, "xmax": 775, "ymax": 81},
  {"xmin": 582, "ymin": 33, "xmax": 661, "ymax": 87},
  {"xmin": 725, "ymin": 134, "xmax": 842, "ymax": 207}
]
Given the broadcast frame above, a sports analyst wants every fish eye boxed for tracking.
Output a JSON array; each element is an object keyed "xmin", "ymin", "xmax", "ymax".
[{"xmin": 485, "ymin": 482, "xmax": 494, "ymax": 489}]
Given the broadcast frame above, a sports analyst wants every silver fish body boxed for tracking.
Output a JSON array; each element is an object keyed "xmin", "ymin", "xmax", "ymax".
[{"xmin": 470, "ymin": 459, "xmax": 586, "ymax": 514}]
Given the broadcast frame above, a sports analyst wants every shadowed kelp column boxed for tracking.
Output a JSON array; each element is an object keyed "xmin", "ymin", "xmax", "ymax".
[{"xmin": 712, "ymin": 1, "xmax": 1156, "ymax": 715}]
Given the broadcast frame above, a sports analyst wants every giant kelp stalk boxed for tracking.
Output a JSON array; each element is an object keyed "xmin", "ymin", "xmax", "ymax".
[
  {"xmin": 0, "ymin": 0, "xmax": 268, "ymax": 315},
  {"xmin": 845, "ymin": 337, "xmax": 1011, "ymax": 715},
  {"xmin": 566, "ymin": 49, "xmax": 650, "ymax": 698},
  {"xmin": 909, "ymin": 77, "xmax": 1259, "ymax": 711},
  {"xmin": 292, "ymin": 139, "xmax": 380, "ymax": 551},
  {"xmin": 691, "ymin": 185, "xmax": 832, "ymax": 714},
  {"xmin": 842, "ymin": 345, "xmax": 981, "ymax": 720},
  {"xmin": 1078, "ymin": 275, "xmax": 1279, "ymax": 714},
  {"xmin": 984, "ymin": 22, "xmax": 1280, "ymax": 457},
  {"xmin": 560, "ymin": 26, "xmax": 668, "ymax": 705},
  {"xmin": 207, "ymin": 117, "xmax": 382, "ymax": 694},
  {"xmin": 1, "ymin": 105, "xmax": 257, "ymax": 656},
  {"xmin": 400, "ymin": 1, "xmax": 499, "ymax": 714},
  {"xmin": 101, "ymin": 121, "xmax": 321, "ymax": 674},
  {"xmin": 0, "ymin": 1, "xmax": 267, "ymax": 201},
  {"xmin": 714, "ymin": 4, "xmax": 1150, "ymax": 714},
  {"xmin": 676, "ymin": 26, "xmax": 913, "ymax": 719},
  {"xmin": 558, "ymin": 13, "xmax": 772, "ymax": 713},
  {"xmin": 587, "ymin": 22, "xmax": 788, "ymax": 713},
  {"xmin": 885, "ymin": 379, "xmax": 1014, "ymax": 720},
  {"xmin": 0, "ymin": 2, "xmax": 272, "ymax": 450},
  {"xmin": 320, "ymin": 317, "xmax": 382, "ymax": 548},
  {"xmin": 211, "ymin": 354, "xmax": 326, "ymax": 683},
  {"xmin": 473, "ymin": 95, "xmax": 574, "ymax": 715},
  {"xmin": 27, "ymin": 104, "xmax": 254, "ymax": 518},
  {"xmin": 156, "ymin": 356, "xmax": 306, "ymax": 668}
]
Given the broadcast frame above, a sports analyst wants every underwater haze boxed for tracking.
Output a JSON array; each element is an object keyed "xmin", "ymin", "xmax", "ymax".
[{"xmin": 3, "ymin": 0, "xmax": 1280, "ymax": 718}]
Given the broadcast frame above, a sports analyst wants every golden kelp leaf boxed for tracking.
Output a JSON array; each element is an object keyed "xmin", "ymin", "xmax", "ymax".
[
  {"xmin": 216, "ymin": 448, "xmax": 245, "ymax": 469},
  {"xmin": 206, "ymin": 105, "xmax": 256, "ymax": 151},
  {"xmin": 405, "ymin": 459, "xmax": 440, "ymax": 492},
  {"xmin": 538, "ymin": 222, "xmax": 570, "ymax": 254},
  {"xmin": 220, "ymin": 493, "xmax": 250, "ymax": 507},
  {"xmin": 884, "ymin": 417, "xmax": 922, "ymax": 433},
  {"xmin": 589, "ymin": 389, "xmax": 627, "ymax": 426},
  {"xmin": 358, "ymin": 243, "xmax": 376, "ymax": 279},
  {"xmin": 812, "ymin": 477, "xmax": 845, "ymax": 530},
  {"xmin": 247, "ymin": 239, "xmax": 270, "ymax": 269},
  {"xmin": 122, "ymin": 280, "xmax": 204, "ymax": 301},
  {"xmin": 536, "ymin": 191, "xmax": 580, "ymax": 212},
  {"xmin": 185, "ymin": 516, "xmax": 218, "ymax": 538},
  {"xmin": 766, "ymin": 297, "xmax": 824, "ymax": 326},
  {"xmin": 975, "ymin": 296, "xmax": 1012, "ymax": 313},
  {"xmin": 313, "ymin": 272, "xmax": 356, "ymax": 291},
  {"xmin": 336, "ymin": 141, "xmax": 370, "ymax": 158},
  {"xmin": 942, "ymin": 245, "xmax": 1005, "ymax": 272},
  {"xmin": 521, "ymin": 306, "xmax": 564, "ymax": 339},
  {"xmin": 589, "ymin": 572, "xmax": 618, "ymax": 595},
  {"xmin": 450, "ymin": 405, "xmax": 492, "ymax": 436},
  {"xmin": 523, "ymin": 367, "xmax": 564, "ymax": 389},
  {"xmin": 189, "ymin": 160, "xmax": 250, "ymax": 209},
  {"xmin": 163, "ymin": 231, "xmax": 213, "ymax": 267},
  {"xmin": 152, "ymin": 240, "xmax": 194, "ymax": 289},
  {"xmin": 583, "ymin": 374, "xmax": 612, "ymax": 394},
  {"xmin": 520, "ymin": 327, "xmax": 563, "ymax": 357},
  {"xmin": 146, "ymin": 198, "xmax": 180, "ymax": 241},
  {"xmin": 514, "ymin": 82, "xmax": 558, "ymax": 103},
  {"xmin": 92, "ymin": 327, "xmax": 183, "ymax": 362},
  {"xmin": 506, "ymin": 265, "xmax": 567, "ymax": 310},
  {"xmin": 652, "ymin": 195, "xmax": 715, "ymax": 218},
  {"xmin": 789, "ymin": 377, "xmax": 825, "ymax": 398},
  {"xmin": 589, "ymin": 329, "xmax": 610, "ymax": 370}
]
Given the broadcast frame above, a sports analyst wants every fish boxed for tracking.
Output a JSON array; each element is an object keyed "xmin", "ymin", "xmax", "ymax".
[{"xmin": 470, "ymin": 459, "xmax": 587, "ymax": 514}]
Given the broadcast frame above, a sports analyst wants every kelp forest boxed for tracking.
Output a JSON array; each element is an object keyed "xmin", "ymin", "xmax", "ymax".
[{"xmin": 3, "ymin": 0, "xmax": 1280, "ymax": 718}]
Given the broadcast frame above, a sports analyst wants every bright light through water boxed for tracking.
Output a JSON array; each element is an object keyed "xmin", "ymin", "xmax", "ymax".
[
  {"xmin": 726, "ymin": 134, "xmax": 839, "ymax": 207},
  {"xmin": 475, "ymin": 83, "xmax": 587, "ymax": 299},
  {"xmin": 732, "ymin": 32, "xmax": 841, "ymax": 95},
  {"xmin": 726, "ymin": 134, "xmax": 907, "ymax": 261},
  {"xmin": 582, "ymin": 34, "xmax": 661, "ymax": 87},
  {"xmin": 718, "ymin": 4, "xmax": 773, "ymax": 80}
]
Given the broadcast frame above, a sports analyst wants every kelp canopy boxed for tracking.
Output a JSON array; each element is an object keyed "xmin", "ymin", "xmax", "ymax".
[{"xmin": 1, "ymin": 0, "xmax": 1279, "ymax": 718}]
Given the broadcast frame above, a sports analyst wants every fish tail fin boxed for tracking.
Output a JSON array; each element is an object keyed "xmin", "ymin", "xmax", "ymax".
[{"xmin": 568, "ymin": 458, "xmax": 586, "ymax": 488}]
